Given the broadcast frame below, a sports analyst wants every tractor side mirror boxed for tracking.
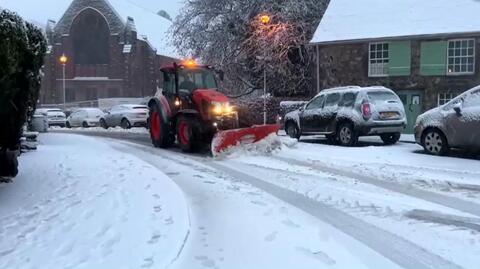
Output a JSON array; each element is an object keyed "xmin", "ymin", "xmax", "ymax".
[{"xmin": 453, "ymin": 103, "xmax": 462, "ymax": 116}]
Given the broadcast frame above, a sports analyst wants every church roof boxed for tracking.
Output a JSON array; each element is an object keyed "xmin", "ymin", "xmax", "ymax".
[{"xmin": 0, "ymin": 0, "xmax": 179, "ymax": 58}]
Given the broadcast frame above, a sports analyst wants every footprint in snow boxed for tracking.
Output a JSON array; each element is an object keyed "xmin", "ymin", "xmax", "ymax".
[
  {"xmin": 164, "ymin": 217, "xmax": 174, "ymax": 225},
  {"xmin": 264, "ymin": 231, "xmax": 278, "ymax": 242},
  {"xmin": 195, "ymin": 256, "xmax": 216, "ymax": 268},
  {"xmin": 251, "ymin": 200, "xmax": 267, "ymax": 207},
  {"xmin": 141, "ymin": 257, "xmax": 154, "ymax": 268},
  {"xmin": 147, "ymin": 232, "xmax": 162, "ymax": 244},
  {"xmin": 153, "ymin": 205, "xmax": 162, "ymax": 213},
  {"xmin": 282, "ymin": 219, "xmax": 300, "ymax": 228},
  {"xmin": 295, "ymin": 247, "xmax": 336, "ymax": 265}
]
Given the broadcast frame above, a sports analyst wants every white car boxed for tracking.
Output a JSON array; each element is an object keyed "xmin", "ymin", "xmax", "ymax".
[
  {"xmin": 100, "ymin": 104, "xmax": 149, "ymax": 129},
  {"xmin": 66, "ymin": 108, "xmax": 105, "ymax": 128},
  {"xmin": 35, "ymin": 108, "xmax": 67, "ymax": 127}
]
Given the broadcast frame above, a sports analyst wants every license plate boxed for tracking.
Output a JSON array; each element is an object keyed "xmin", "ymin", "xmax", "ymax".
[{"xmin": 380, "ymin": 112, "xmax": 398, "ymax": 119}]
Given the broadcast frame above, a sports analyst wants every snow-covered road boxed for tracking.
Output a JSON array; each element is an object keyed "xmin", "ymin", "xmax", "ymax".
[{"xmin": 2, "ymin": 130, "xmax": 480, "ymax": 269}]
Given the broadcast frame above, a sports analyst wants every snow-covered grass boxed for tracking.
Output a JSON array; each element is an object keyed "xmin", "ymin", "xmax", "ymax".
[{"xmin": 0, "ymin": 133, "xmax": 189, "ymax": 269}]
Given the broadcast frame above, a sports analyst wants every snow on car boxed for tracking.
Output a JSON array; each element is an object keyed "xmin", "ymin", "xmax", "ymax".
[
  {"xmin": 66, "ymin": 108, "xmax": 105, "ymax": 128},
  {"xmin": 35, "ymin": 108, "xmax": 67, "ymax": 128},
  {"xmin": 100, "ymin": 104, "xmax": 149, "ymax": 129},
  {"xmin": 415, "ymin": 85, "xmax": 480, "ymax": 155},
  {"xmin": 284, "ymin": 86, "xmax": 407, "ymax": 146}
]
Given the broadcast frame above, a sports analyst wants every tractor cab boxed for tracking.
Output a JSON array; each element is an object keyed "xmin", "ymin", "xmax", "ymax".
[{"xmin": 160, "ymin": 61, "xmax": 221, "ymax": 103}]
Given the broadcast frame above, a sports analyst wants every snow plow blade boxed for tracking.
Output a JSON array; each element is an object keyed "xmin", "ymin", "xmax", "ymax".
[{"xmin": 211, "ymin": 124, "xmax": 281, "ymax": 156}]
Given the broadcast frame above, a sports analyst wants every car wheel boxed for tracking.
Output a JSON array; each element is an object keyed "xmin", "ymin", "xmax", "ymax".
[
  {"xmin": 337, "ymin": 123, "xmax": 358, "ymax": 147},
  {"xmin": 422, "ymin": 129, "xmax": 449, "ymax": 156},
  {"xmin": 380, "ymin": 133, "xmax": 401, "ymax": 145},
  {"xmin": 82, "ymin": 121, "xmax": 89, "ymax": 128},
  {"xmin": 66, "ymin": 121, "xmax": 71, "ymax": 129},
  {"xmin": 176, "ymin": 116, "xmax": 198, "ymax": 152},
  {"xmin": 121, "ymin": 118, "xmax": 131, "ymax": 129},
  {"xmin": 100, "ymin": 119, "xmax": 108, "ymax": 129},
  {"xmin": 285, "ymin": 122, "xmax": 300, "ymax": 140}
]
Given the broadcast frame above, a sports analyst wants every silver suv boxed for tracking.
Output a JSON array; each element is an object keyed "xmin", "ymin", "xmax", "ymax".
[
  {"xmin": 284, "ymin": 86, "xmax": 407, "ymax": 146},
  {"xmin": 414, "ymin": 86, "xmax": 480, "ymax": 155}
]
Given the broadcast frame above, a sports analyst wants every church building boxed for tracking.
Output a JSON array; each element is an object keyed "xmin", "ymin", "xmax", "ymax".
[{"xmin": 39, "ymin": 0, "xmax": 178, "ymax": 105}]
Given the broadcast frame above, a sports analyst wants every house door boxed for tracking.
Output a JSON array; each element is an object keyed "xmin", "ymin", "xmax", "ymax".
[{"xmin": 397, "ymin": 90, "xmax": 423, "ymax": 134}]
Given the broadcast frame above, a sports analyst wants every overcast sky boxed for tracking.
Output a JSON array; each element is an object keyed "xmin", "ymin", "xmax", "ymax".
[{"xmin": 0, "ymin": 0, "xmax": 184, "ymax": 25}]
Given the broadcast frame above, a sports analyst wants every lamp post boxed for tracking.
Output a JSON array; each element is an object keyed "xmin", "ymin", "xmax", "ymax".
[
  {"xmin": 259, "ymin": 14, "xmax": 270, "ymax": 125},
  {"xmin": 59, "ymin": 54, "xmax": 68, "ymax": 109}
]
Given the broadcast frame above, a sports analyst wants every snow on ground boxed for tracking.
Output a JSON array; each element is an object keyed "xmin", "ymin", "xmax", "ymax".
[
  {"xmin": 110, "ymin": 138, "xmax": 402, "ymax": 269},
  {"xmin": 20, "ymin": 130, "xmax": 480, "ymax": 268},
  {"xmin": 0, "ymin": 134, "xmax": 189, "ymax": 269}
]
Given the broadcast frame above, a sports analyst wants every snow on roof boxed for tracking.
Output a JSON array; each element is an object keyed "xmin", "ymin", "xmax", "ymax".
[
  {"xmin": 311, "ymin": 0, "xmax": 480, "ymax": 44},
  {"xmin": 0, "ymin": 0, "xmax": 180, "ymax": 58},
  {"xmin": 108, "ymin": 0, "xmax": 179, "ymax": 58}
]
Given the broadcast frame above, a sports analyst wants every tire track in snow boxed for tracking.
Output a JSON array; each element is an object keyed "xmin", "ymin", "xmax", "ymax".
[
  {"xmin": 207, "ymin": 162, "xmax": 461, "ymax": 269},
  {"xmin": 273, "ymin": 156, "xmax": 480, "ymax": 218},
  {"xmin": 63, "ymin": 132, "xmax": 463, "ymax": 268}
]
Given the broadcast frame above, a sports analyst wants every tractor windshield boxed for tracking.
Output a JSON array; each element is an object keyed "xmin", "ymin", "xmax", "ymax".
[{"xmin": 178, "ymin": 68, "xmax": 218, "ymax": 92}]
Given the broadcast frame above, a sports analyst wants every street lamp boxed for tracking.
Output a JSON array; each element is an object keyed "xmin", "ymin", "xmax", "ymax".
[
  {"xmin": 59, "ymin": 54, "xmax": 68, "ymax": 109},
  {"xmin": 259, "ymin": 14, "xmax": 270, "ymax": 125}
]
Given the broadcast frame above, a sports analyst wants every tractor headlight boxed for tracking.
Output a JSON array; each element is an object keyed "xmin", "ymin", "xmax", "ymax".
[{"xmin": 211, "ymin": 102, "xmax": 234, "ymax": 115}]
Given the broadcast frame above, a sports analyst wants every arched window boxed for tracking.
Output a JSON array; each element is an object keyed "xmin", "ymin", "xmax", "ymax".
[{"xmin": 71, "ymin": 8, "xmax": 110, "ymax": 64}]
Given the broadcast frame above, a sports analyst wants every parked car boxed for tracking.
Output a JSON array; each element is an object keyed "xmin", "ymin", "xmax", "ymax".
[
  {"xmin": 35, "ymin": 108, "xmax": 67, "ymax": 127},
  {"xmin": 414, "ymin": 86, "xmax": 480, "ymax": 155},
  {"xmin": 100, "ymin": 104, "xmax": 149, "ymax": 129},
  {"xmin": 66, "ymin": 108, "xmax": 105, "ymax": 128},
  {"xmin": 284, "ymin": 86, "xmax": 407, "ymax": 146}
]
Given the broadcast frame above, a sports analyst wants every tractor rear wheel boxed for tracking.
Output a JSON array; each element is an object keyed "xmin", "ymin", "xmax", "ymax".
[
  {"xmin": 176, "ymin": 116, "xmax": 198, "ymax": 153},
  {"xmin": 149, "ymin": 105, "xmax": 174, "ymax": 148}
]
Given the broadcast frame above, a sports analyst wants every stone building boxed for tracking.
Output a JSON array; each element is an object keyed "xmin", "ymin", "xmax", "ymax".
[
  {"xmin": 39, "ymin": 0, "xmax": 177, "ymax": 106},
  {"xmin": 310, "ymin": 0, "xmax": 480, "ymax": 133}
]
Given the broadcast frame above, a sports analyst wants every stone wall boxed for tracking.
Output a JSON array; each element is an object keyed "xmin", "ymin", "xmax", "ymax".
[{"xmin": 316, "ymin": 36, "xmax": 480, "ymax": 111}]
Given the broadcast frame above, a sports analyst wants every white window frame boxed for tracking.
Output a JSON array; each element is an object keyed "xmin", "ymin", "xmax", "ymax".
[
  {"xmin": 368, "ymin": 42, "xmax": 389, "ymax": 77},
  {"xmin": 447, "ymin": 38, "xmax": 475, "ymax": 76},
  {"xmin": 437, "ymin": 92, "xmax": 457, "ymax": 106}
]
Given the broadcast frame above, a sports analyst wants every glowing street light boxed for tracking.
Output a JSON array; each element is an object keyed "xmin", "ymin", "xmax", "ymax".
[
  {"xmin": 258, "ymin": 14, "xmax": 271, "ymax": 125},
  {"xmin": 259, "ymin": 14, "xmax": 271, "ymax": 25},
  {"xmin": 59, "ymin": 54, "xmax": 68, "ymax": 109}
]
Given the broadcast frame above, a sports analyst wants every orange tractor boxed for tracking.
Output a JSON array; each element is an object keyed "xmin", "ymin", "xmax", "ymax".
[{"xmin": 147, "ymin": 60, "xmax": 280, "ymax": 155}]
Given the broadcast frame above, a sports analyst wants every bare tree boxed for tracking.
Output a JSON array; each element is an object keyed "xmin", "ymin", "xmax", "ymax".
[{"xmin": 171, "ymin": 0, "xmax": 328, "ymax": 98}]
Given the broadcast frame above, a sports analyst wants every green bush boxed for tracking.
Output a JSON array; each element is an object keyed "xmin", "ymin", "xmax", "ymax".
[{"xmin": 0, "ymin": 9, "xmax": 46, "ymax": 177}]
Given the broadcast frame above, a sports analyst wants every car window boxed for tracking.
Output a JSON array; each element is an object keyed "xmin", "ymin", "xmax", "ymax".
[
  {"xmin": 367, "ymin": 91, "xmax": 398, "ymax": 104},
  {"xmin": 339, "ymin": 92, "xmax": 357, "ymax": 107},
  {"xmin": 464, "ymin": 91, "xmax": 480, "ymax": 108},
  {"xmin": 306, "ymin": 95, "xmax": 325, "ymax": 110},
  {"xmin": 324, "ymin": 93, "xmax": 340, "ymax": 107}
]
